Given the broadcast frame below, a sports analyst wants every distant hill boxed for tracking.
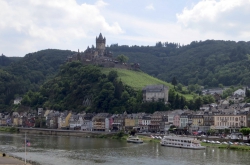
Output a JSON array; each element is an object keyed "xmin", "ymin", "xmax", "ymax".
[
  {"xmin": 0, "ymin": 54, "xmax": 13, "ymax": 67},
  {"xmin": 109, "ymin": 40, "xmax": 250, "ymax": 87},
  {"xmin": 0, "ymin": 55, "xmax": 22, "ymax": 68}
]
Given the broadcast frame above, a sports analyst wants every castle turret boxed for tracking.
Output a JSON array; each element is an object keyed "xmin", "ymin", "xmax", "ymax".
[{"xmin": 96, "ymin": 33, "xmax": 106, "ymax": 56}]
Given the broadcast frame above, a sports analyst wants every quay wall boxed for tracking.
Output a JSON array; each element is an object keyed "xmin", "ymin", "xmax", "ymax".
[{"xmin": 18, "ymin": 128, "xmax": 116, "ymax": 137}]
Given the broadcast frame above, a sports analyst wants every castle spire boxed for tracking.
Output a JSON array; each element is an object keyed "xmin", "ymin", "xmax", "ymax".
[{"xmin": 98, "ymin": 33, "xmax": 103, "ymax": 40}]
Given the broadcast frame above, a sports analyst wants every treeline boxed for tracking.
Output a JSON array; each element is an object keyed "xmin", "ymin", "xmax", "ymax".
[{"xmin": 109, "ymin": 40, "xmax": 250, "ymax": 88}]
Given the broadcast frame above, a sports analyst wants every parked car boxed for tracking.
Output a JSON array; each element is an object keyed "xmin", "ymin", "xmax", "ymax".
[
  {"xmin": 222, "ymin": 142, "xmax": 228, "ymax": 145},
  {"xmin": 202, "ymin": 139, "xmax": 207, "ymax": 142},
  {"xmin": 215, "ymin": 141, "xmax": 221, "ymax": 144},
  {"xmin": 234, "ymin": 142, "xmax": 239, "ymax": 145}
]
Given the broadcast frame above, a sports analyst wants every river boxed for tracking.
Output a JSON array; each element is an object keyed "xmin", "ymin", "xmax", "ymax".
[{"xmin": 0, "ymin": 132, "xmax": 249, "ymax": 165}]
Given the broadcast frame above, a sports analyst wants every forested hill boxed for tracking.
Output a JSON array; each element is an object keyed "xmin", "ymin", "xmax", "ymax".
[
  {"xmin": 109, "ymin": 40, "xmax": 250, "ymax": 87},
  {"xmin": 21, "ymin": 62, "xmax": 210, "ymax": 113},
  {"xmin": 0, "ymin": 49, "xmax": 74, "ymax": 110},
  {"xmin": 0, "ymin": 48, "xmax": 215, "ymax": 112}
]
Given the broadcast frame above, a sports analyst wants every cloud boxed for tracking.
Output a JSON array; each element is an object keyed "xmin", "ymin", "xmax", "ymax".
[
  {"xmin": 145, "ymin": 4, "xmax": 155, "ymax": 10},
  {"xmin": 0, "ymin": 0, "xmax": 123, "ymax": 56},
  {"xmin": 95, "ymin": 0, "xmax": 108, "ymax": 8},
  {"xmin": 176, "ymin": 0, "xmax": 250, "ymax": 36},
  {"xmin": 101, "ymin": 11, "xmax": 224, "ymax": 47}
]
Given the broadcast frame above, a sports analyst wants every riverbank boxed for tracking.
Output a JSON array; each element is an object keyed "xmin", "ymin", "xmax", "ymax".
[
  {"xmin": 0, "ymin": 151, "xmax": 34, "ymax": 165},
  {"xmin": 138, "ymin": 135, "xmax": 160, "ymax": 142},
  {"xmin": 201, "ymin": 142, "xmax": 250, "ymax": 151},
  {"xmin": 0, "ymin": 126, "xmax": 18, "ymax": 133},
  {"xmin": 95, "ymin": 133, "xmax": 161, "ymax": 143}
]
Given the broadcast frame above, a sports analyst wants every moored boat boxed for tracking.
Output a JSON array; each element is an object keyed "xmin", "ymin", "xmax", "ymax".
[
  {"xmin": 160, "ymin": 135, "xmax": 205, "ymax": 150},
  {"xmin": 127, "ymin": 136, "xmax": 143, "ymax": 143}
]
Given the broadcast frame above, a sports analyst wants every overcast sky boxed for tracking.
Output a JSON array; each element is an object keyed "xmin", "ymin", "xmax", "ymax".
[{"xmin": 1, "ymin": 0, "xmax": 250, "ymax": 57}]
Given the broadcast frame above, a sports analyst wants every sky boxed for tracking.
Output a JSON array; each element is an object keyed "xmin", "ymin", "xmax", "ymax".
[{"xmin": 1, "ymin": 0, "xmax": 250, "ymax": 57}]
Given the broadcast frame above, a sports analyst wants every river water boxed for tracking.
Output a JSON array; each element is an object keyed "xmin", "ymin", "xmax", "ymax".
[{"xmin": 0, "ymin": 133, "xmax": 249, "ymax": 165}]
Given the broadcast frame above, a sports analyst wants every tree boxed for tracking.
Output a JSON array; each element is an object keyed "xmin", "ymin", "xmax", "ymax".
[
  {"xmin": 194, "ymin": 97, "xmax": 203, "ymax": 110},
  {"xmin": 174, "ymin": 94, "xmax": 180, "ymax": 109},
  {"xmin": 155, "ymin": 41, "xmax": 163, "ymax": 47},
  {"xmin": 172, "ymin": 77, "xmax": 177, "ymax": 90},
  {"xmin": 114, "ymin": 80, "xmax": 123, "ymax": 99},
  {"xmin": 180, "ymin": 96, "xmax": 186, "ymax": 109},
  {"xmin": 108, "ymin": 71, "xmax": 118, "ymax": 82},
  {"xmin": 207, "ymin": 129, "xmax": 215, "ymax": 136},
  {"xmin": 130, "ymin": 129, "xmax": 136, "ymax": 136},
  {"xmin": 219, "ymin": 83, "xmax": 224, "ymax": 89},
  {"xmin": 240, "ymin": 127, "xmax": 250, "ymax": 135},
  {"xmin": 116, "ymin": 54, "xmax": 129, "ymax": 63},
  {"xmin": 176, "ymin": 83, "xmax": 183, "ymax": 92},
  {"xmin": 246, "ymin": 88, "xmax": 250, "ymax": 98}
]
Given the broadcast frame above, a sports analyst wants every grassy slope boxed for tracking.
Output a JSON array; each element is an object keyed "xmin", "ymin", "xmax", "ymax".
[
  {"xmin": 102, "ymin": 68, "xmax": 172, "ymax": 89},
  {"xmin": 101, "ymin": 68, "xmax": 193, "ymax": 100}
]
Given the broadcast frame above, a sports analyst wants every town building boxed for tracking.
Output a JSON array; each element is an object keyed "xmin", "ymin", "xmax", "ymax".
[
  {"xmin": 92, "ymin": 113, "xmax": 110, "ymax": 131},
  {"xmin": 14, "ymin": 97, "xmax": 22, "ymax": 105},
  {"xmin": 214, "ymin": 114, "xmax": 247, "ymax": 131}
]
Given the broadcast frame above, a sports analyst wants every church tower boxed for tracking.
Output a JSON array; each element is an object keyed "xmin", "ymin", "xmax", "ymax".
[{"xmin": 96, "ymin": 33, "xmax": 106, "ymax": 56}]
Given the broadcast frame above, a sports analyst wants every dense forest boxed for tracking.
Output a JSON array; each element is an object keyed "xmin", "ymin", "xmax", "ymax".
[{"xmin": 109, "ymin": 40, "xmax": 250, "ymax": 88}]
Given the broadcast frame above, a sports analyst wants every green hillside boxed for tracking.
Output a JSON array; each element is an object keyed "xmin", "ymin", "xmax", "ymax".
[
  {"xmin": 101, "ymin": 68, "xmax": 173, "ymax": 90},
  {"xmin": 101, "ymin": 68, "xmax": 193, "ymax": 100},
  {"xmin": 109, "ymin": 40, "xmax": 250, "ymax": 87}
]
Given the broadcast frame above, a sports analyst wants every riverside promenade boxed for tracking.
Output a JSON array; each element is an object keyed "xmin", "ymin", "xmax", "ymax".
[
  {"xmin": 0, "ymin": 153, "xmax": 32, "ymax": 165},
  {"xmin": 17, "ymin": 127, "xmax": 116, "ymax": 137}
]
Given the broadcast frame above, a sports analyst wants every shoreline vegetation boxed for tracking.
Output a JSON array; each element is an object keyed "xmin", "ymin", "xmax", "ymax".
[
  {"xmin": 0, "ymin": 126, "xmax": 18, "ymax": 133},
  {"xmin": 201, "ymin": 142, "xmax": 250, "ymax": 151},
  {"xmin": 95, "ymin": 132, "xmax": 161, "ymax": 143}
]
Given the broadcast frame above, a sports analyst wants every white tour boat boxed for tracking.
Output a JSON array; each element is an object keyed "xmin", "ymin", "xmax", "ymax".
[
  {"xmin": 160, "ymin": 135, "xmax": 205, "ymax": 150},
  {"xmin": 127, "ymin": 136, "xmax": 143, "ymax": 143}
]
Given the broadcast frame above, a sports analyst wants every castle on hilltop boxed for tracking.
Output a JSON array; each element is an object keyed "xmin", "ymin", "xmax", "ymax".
[
  {"xmin": 67, "ymin": 33, "xmax": 140, "ymax": 70},
  {"xmin": 83, "ymin": 33, "xmax": 113, "ymax": 62}
]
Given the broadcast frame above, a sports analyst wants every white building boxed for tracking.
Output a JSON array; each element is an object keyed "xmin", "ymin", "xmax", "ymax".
[
  {"xmin": 14, "ymin": 97, "xmax": 22, "ymax": 105},
  {"xmin": 142, "ymin": 85, "xmax": 169, "ymax": 104},
  {"xmin": 180, "ymin": 114, "xmax": 189, "ymax": 128},
  {"xmin": 233, "ymin": 89, "xmax": 245, "ymax": 97}
]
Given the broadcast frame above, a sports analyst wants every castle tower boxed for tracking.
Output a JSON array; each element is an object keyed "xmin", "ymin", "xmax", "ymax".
[{"xmin": 96, "ymin": 33, "xmax": 106, "ymax": 56}]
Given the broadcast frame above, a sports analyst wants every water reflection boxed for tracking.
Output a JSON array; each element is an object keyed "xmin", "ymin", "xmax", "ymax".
[{"xmin": 0, "ymin": 133, "xmax": 249, "ymax": 165}]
